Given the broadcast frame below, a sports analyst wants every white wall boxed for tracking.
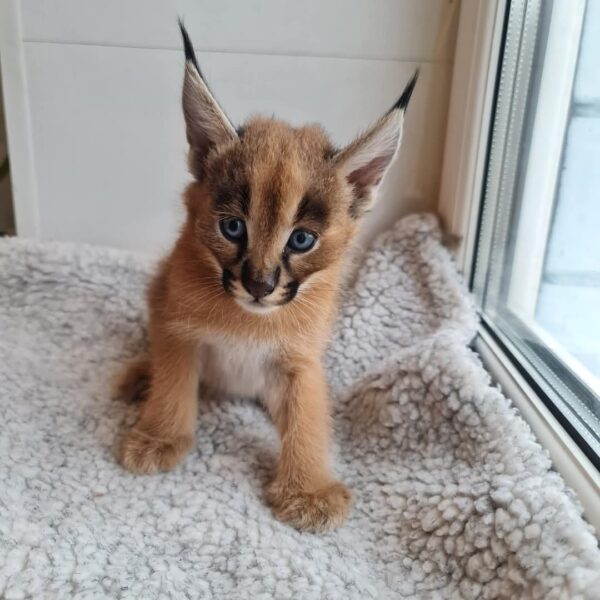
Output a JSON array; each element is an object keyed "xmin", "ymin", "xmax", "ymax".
[{"xmin": 1, "ymin": 0, "xmax": 459, "ymax": 254}]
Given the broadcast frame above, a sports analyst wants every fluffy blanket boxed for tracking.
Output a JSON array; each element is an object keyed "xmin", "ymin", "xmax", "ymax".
[{"xmin": 0, "ymin": 214, "xmax": 598, "ymax": 599}]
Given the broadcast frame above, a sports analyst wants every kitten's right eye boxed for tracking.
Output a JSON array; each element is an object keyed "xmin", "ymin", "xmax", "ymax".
[{"xmin": 220, "ymin": 218, "xmax": 246, "ymax": 242}]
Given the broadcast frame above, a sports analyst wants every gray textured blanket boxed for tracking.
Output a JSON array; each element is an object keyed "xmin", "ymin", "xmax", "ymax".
[{"xmin": 1, "ymin": 214, "xmax": 599, "ymax": 599}]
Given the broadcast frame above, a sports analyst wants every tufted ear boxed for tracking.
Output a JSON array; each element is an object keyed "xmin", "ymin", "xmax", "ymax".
[
  {"xmin": 179, "ymin": 21, "xmax": 238, "ymax": 180},
  {"xmin": 335, "ymin": 70, "xmax": 418, "ymax": 218}
]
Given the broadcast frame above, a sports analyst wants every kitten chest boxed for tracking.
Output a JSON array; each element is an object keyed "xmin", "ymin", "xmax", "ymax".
[{"xmin": 196, "ymin": 336, "xmax": 277, "ymax": 399}]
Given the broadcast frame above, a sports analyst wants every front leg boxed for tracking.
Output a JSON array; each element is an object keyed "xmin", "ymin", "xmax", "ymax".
[
  {"xmin": 119, "ymin": 334, "xmax": 198, "ymax": 474},
  {"xmin": 265, "ymin": 360, "xmax": 351, "ymax": 532}
]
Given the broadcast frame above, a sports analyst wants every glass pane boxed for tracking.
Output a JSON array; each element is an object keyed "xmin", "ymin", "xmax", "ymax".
[
  {"xmin": 474, "ymin": 0, "xmax": 600, "ymax": 460},
  {"xmin": 536, "ymin": 0, "xmax": 600, "ymax": 381}
]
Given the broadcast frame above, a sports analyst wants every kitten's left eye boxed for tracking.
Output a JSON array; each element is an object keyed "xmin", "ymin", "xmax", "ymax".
[
  {"xmin": 220, "ymin": 217, "xmax": 246, "ymax": 242},
  {"xmin": 287, "ymin": 229, "xmax": 316, "ymax": 253}
]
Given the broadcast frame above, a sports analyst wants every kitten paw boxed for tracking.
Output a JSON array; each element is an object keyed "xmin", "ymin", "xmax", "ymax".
[
  {"xmin": 119, "ymin": 428, "xmax": 193, "ymax": 474},
  {"xmin": 267, "ymin": 480, "xmax": 352, "ymax": 532}
]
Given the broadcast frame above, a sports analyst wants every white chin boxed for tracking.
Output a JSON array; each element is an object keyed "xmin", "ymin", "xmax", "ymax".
[{"xmin": 235, "ymin": 299, "xmax": 279, "ymax": 315}]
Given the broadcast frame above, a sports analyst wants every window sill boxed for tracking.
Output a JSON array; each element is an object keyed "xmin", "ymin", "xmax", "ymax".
[{"xmin": 475, "ymin": 326, "xmax": 600, "ymax": 533}]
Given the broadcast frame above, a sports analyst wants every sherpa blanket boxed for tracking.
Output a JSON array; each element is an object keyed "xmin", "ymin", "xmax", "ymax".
[{"xmin": 0, "ymin": 214, "xmax": 599, "ymax": 599}]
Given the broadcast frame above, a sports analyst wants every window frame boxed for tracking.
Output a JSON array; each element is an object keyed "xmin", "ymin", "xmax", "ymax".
[
  {"xmin": 440, "ymin": 0, "xmax": 600, "ymax": 531},
  {"xmin": 505, "ymin": 0, "xmax": 585, "ymax": 320}
]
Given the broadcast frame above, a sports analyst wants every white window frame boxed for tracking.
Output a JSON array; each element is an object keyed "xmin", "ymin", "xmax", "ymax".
[
  {"xmin": 497, "ymin": 0, "xmax": 600, "ymax": 404},
  {"xmin": 506, "ymin": 0, "xmax": 585, "ymax": 320},
  {"xmin": 438, "ymin": 0, "xmax": 507, "ymax": 278},
  {"xmin": 439, "ymin": 0, "xmax": 600, "ymax": 531}
]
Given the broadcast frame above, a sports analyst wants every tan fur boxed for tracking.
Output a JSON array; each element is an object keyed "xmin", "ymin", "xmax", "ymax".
[
  {"xmin": 116, "ymin": 32, "xmax": 413, "ymax": 532},
  {"xmin": 114, "ymin": 355, "xmax": 151, "ymax": 403}
]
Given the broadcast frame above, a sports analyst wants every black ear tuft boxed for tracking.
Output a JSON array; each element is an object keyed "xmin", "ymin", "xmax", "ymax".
[
  {"xmin": 178, "ymin": 19, "xmax": 203, "ymax": 78},
  {"xmin": 179, "ymin": 17, "xmax": 238, "ymax": 179},
  {"xmin": 392, "ymin": 69, "xmax": 419, "ymax": 112}
]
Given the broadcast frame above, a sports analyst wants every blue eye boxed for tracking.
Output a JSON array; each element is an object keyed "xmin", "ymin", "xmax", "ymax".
[
  {"xmin": 287, "ymin": 230, "xmax": 316, "ymax": 253},
  {"xmin": 220, "ymin": 218, "xmax": 246, "ymax": 241}
]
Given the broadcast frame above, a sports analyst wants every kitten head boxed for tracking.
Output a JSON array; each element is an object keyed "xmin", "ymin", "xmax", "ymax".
[{"xmin": 179, "ymin": 23, "xmax": 417, "ymax": 315}]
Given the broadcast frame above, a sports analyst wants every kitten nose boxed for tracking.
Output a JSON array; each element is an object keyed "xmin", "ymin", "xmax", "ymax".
[
  {"xmin": 246, "ymin": 279, "xmax": 274, "ymax": 299},
  {"xmin": 241, "ymin": 262, "xmax": 279, "ymax": 300}
]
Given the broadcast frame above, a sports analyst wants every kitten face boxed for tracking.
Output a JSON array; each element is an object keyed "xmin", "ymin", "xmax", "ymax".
[
  {"xmin": 193, "ymin": 119, "xmax": 352, "ymax": 314},
  {"xmin": 178, "ymin": 23, "xmax": 417, "ymax": 316}
]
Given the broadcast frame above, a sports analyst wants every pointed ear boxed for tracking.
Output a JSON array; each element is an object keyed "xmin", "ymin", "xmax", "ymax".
[
  {"xmin": 335, "ymin": 70, "xmax": 418, "ymax": 218},
  {"xmin": 179, "ymin": 21, "xmax": 238, "ymax": 180}
]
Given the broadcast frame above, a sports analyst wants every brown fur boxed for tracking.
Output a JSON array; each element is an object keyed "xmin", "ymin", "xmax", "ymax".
[{"xmin": 116, "ymin": 25, "xmax": 416, "ymax": 532}]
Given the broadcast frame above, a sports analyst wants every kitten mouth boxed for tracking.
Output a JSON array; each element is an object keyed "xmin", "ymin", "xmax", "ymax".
[{"xmin": 235, "ymin": 298, "xmax": 279, "ymax": 315}]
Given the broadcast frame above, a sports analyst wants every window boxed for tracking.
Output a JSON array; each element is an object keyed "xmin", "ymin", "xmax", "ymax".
[{"xmin": 473, "ymin": 0, "xmax": 600, "ymax": 466}]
